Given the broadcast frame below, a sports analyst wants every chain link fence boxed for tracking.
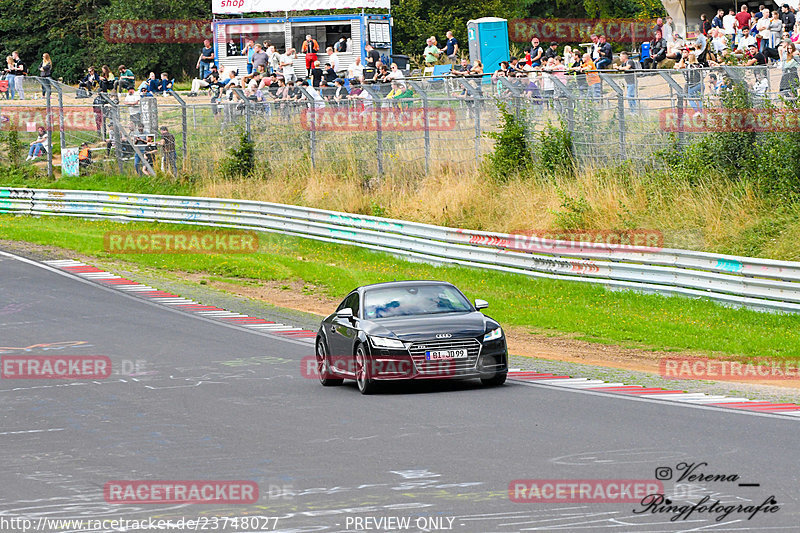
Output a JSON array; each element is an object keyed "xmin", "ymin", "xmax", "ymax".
[{"xmin": 0, "ymin": 66, "xmax": 795, "ymax": 178}]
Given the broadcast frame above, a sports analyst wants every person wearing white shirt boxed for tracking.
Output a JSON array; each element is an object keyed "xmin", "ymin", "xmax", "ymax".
[
  {"xmin": 280, "ymin": 49, "xmax": 297, "ymax": 82},
  {"xmin": 662, "ymin": 17, "xmax": 674, "ymax": 43},
  {"xmin": 347, "ymin": 57, "xmax": 364, "ymax": 82},
  {"xmin": 326, "ymin": 47, "xmax": 340, "ymax": 74},
  {"xmin": 723, "ymin": 9, "xmax": 737, "ymax": 38},
  {"xmin": 385, "ymin": 63, "xmax": 404, "ymax": 81}
]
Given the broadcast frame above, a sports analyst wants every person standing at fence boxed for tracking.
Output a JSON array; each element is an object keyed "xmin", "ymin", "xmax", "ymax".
[
  {"xmin": 529, "ymin": 38, "xmax": 543, "ymax": 67},
  {"xmin": 614, "ymin": 51, "xmax": 637, "ymax": 113},
  {"xmin": 11, "ymin": 51, "xmax": 25, "ymax": 100},
  {"xmin": 4, "ymin": 56, "xmax": 16, "ymax": 100},
  {"xmin": 38, "ymin": 53, "xmax": 52, "ymax": 98},
  {"xmin": 302, "ymin": 35, "xmax": 319, "ymax": 77},
  {"xmin": 580, "ymin": 53, "xmax": 601, "ymax": 98},
  {"xmin": 158, "ymin": 126, "xmax": 177, "ymax": 176}
]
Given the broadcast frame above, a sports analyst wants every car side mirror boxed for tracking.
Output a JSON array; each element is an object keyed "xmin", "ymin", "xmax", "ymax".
[
  {"xmin": 336, "ymin": 308, "xmax": 354, "ymax": 319},
  {"xmin": 475, "ymin": 299, "xmax": 489, "ymax": 310}
]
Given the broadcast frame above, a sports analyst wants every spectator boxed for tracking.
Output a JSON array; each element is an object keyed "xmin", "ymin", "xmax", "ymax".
[
  {"xmin": 735, "ymin": 6, "xmax": 752, "ymax": 45},
  {"xmin": 326, "ymin": 46, "xmax": 340, "ymax": 73},
  {"xmin": 124, "ymin": 87, "xmax": 142, "ymax": 127},
  {"xmin": 365, "ymin": 44, "xmax": 380, "ymax": 68},
  {"xmin": 596, "ymin": 35, "xmax": 613, "ymax": 69},
  {"xmin": 705, "ymin": 72, "xmax": 723, "ymax": 95},
  {"xmin": 452, "ymin": 57, "xmax": 472, "ymax": 76},
  {"xmin": 38, "ymin": 53, "xmax": 52, "ymax": 97},
  {"xmin": 530, "ymin": 37, "xmax": 543, "ymax": 67},
  {"xmin": 243, "ymin": 39, "xmax": 256, "ymax": 74},
  {"xmin": 158, "ymin": 126, "xmax": 177, "ymax": 175},
  {"xmin": 644, "ymin": 30, "xmax": 667, "ymax": 68},
  {"xmin": 78, "ymin": 66, "xmax": 98, "ymax": 94},
  {"xmin": 712, "ymin": 9, "xmax": 725, "ymax": 30},
  {"xmin": 770, "ymin": 11, "xmax": 784, "ymax": 49},
  {"xmin": 563, "ymin": 46, "xmax": 578, "ymax": 70},
  {"xmin": 268, "ymin": 45, "xmax": 281, "ymax": 76},
  {"xmin": 375, "ymin": 63, "xmax": 390, "ymax": 83},
  {"xmin": 506, "ymin": 57, "xmax": 524, "ymax": 76},
  {"xmin": 310, "ymin": 60, "xmax": 323, "ymax": 87},
  {"xmin": 26, "ymin": 126, "xmax": 47, "ymax": 160},
  {"xmin": 11, "ymin": 51, "xmax": 25, "ymax": 100},
  {"xmin": 614, "ymin": 51, "xmax": 637, "ymax": 113},
  {"xmin": 281, "ymin": 48, "xmax": 297, "ymax": 82},
  {"xmin": 301, "ymin": 80, "xmax": 325, "ymax": 108},
  {"xmin": 580, "ymin": 53, "xmax": 601, "ymax": 98},
  {"xmin": 347, "ymin": 57, "xmax": 364, "ymax": 82},
  {"xmin": 665, "ymin": 34, "xmax": 684, "ymax": 60},
  {"xmin": 207, "ymin": 73, "xmax": 223, "ymax": 114},
  {"xmin": 117, "ymin": 65, "xmax": 135, "ymax": 92},
  {"xmin": 737, "ymin": 29, "xmax": 758, "ymax": 52},
  {"xmin": 159, "ymin": 72, "xmax": 173, "ymax": 94},
  {"xmin": 780, "ymin": 49, "xmax": 800, "ymax": 95},
  {"xmin": 145, "ymin": 72, "xmax": 159, "ymax": 93},
  {"xmin": 793, "ymin": 21, "xmax": 800, "ymax": 49},
  {"xmin": 756, "ymin": 8, "xmax": 772, "ymax": 52},
  {"xmin": 98, "ymin": 65, "xmax": 114, "ymax": 92},
  {"xmin": 78, "ymin": 142, "xmax": 92, "ymax": 171},
  {"xmin": 589, "ymin": 33, "xmax": 600, "ymax": 62},
  {"xmin": 492, "ymin": 61, "xmax": 510, "ymax": 82},
  {"xmin": 723, "ymin": 9, "xmax": 737, "ymax": 41},
  {"xmin": 189, "ymin": 64, "xmax": 218, "ymax": 96},
  {"xmin": 700, "ymin": 14, "xmax": 712, "ymax": 36},
  {"xmin": 323, "ymin": 63, "xmax": 337, "ymax": 86},
  {"xmin": 4, "ymin": 56, "xmax": 16, "ymax": 100},
  {"xmin": 226, "ymin": 39, "xmax": 238, "ymax": 57},
  {"xmin": 197, "ymin": 39, "xmax": 215, "ymax": 80},
  {"xmin": 332, "ymin": 78, "xmax": 349, "ymax": 101},
  {"xmin": 662, "ymin": 16, "xmax": 674, "ymax": 43},
  {"xmin": 711, "ymin": 28, "xmax": 730, "ymax": 56},
  {"xmin": 543, "ymin": 42, "xmax": 559, "ymax": 61},
  {"xmin": 133, "ymin": 128, "xmax": 147, "ymax": 175},
  {"xmin": 335, "ymin": 37, "xmax": 348, "ymax": 53},
  {"xmin": 424, "ymin": 37, "xmax": 440, "ymax": 65},
  {"xmin": 302, "ymin": 34, "xmax": 320, "ymax": 77},
  {"xmin": 385, "ymin": 62, "xmax": 404, "ymax": 81},
  {"xmin": 440, "ymin": 31, "xmax": 459, "ymax": 63},
  {"xmin": 746, "ymin": 42, "xmax": 768, "ymax": 65},
  {"xmin": 782, "ymin": 4, "xmax": 796, "ymax": 35},
  {"xmin": 251, "ymin": 44, "xmax": 268, "ymax": 75},
  {"xmin": 676, "ymin": 51, "xmax": 703, "ymax": 112}
]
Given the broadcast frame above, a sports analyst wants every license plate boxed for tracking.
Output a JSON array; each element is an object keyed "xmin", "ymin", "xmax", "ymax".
[{"xmin": 426, "ymin": 349, "xmax": 467, "ymax": 360}]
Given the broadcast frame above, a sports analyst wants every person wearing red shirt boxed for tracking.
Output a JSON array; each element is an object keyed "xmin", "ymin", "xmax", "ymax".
[{"xmin": 735, "ymin": 6, "xmax": 752, "ymax": 46}]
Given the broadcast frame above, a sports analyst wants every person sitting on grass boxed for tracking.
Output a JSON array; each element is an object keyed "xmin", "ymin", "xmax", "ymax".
[
  {"xmin": 159, "ymin": 72, "xmax": 173, "ymax": 94},
  {"xmin": 26, "ymin": 126, "xmax": 48, "ymax": 161},
  {"xmin": 78, "ymin": 142, "xmax": 92, "ymax": 171},
  {"xmin": 116, "ymin": 65, "xmax": 135, "ymax": 92}
]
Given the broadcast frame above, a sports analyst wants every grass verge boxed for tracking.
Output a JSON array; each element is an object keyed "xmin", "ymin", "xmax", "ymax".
[{"xmin": 1, "ymin": 214, "xmax": 799, "ymax": 360}]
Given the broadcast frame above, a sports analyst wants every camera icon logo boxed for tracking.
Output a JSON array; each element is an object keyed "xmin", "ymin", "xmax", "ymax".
[{"xmin": 655, "ymin": 467, "xmax": 673, "ymax": 480}]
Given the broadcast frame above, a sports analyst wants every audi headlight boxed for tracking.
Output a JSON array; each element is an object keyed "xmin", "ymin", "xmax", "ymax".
[
  {"xmin": 370, "ymin": 336, "xmax": 406, "ymax": 349},
  {"xmin": 483, "ymin": 327, "xmax": 503, "ymax": 342}
]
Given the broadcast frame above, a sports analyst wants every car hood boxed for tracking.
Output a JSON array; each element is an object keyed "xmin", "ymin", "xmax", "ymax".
[{"xmin": 364, "ymin": 311, "xmax": 494, "ymax": 342}]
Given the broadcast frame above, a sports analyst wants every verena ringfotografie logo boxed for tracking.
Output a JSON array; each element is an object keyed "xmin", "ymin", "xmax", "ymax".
[
  {"xmin": 300, "ymin": 108, "xmax": 456, "ymax": 132},
  {"xmin": 1, "ymin": 107, "xmax": 97, "ymax": 131},
  {"xmin": 103, "ymin": 20, "xmax": 212, "ymax": 43},
  {"xmin": 103, "ymin": 231, "xmax": 259, "ymax": 254},
  {"xmin": 302, "ymin": 355, "xmax": 456, "ymax": 379},
  {"xmin": 509, "ymin": 18, "xmax": 652, "ymax": 43},
  {"xmin": 1, "ymin": 356, "xmax": 111, "ymax": 379},
  {"xmin": 509, "ymin": 479, "xmax": 664, "ymax": 503},
  {"xmin": 661, "ymin": 109, "xmax": 800, "ymax": 133},
  {"xmin": 661, "ymin": 357, "xmax": 800, "ymax": 381},
  {"xmin": 104, "ymin": 481, "xmax": 258, "ymax": 504}
]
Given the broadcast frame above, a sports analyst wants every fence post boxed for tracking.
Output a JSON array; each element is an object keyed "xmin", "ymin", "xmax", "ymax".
[
  {"xmin": 551, "ymin": 76, "xmax": 575, "ymax": 157},
  {"xmin": 99, "ymin": 93, "xmax": 124, "ymax": 173},
  {"xmin": 297, "ymin": 86, "xmax": 317, "ymax": 169},
  {"xmin": 658, "ymin": 71, "xmax": 689, "ymax": 148},
  {"xmin": 43, "ymin": 80, "xmax": 53, "ymax": 178},
  {"xmin": 408, "ymin": 81, "xmax": 429, "ymax": 174},
  {"xmin": 361, "ymin": 85, "xmax": 384, "ymax": 176},
  {"xmin": 167, "ymin": 90, "xmax": 188, "ymax": 169},
  {"xmin": 53, "ymin": 82, "xmax": 66, "ymax": 152},
  {"xmin": 599, "ymin": 73, "xmax": 626, "ymax": 159}
]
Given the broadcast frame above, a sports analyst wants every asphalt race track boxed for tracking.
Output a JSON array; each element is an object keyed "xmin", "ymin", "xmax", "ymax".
[{"xmin": 1, "ymin": 248, "xmax": 799, "ymax": 533}]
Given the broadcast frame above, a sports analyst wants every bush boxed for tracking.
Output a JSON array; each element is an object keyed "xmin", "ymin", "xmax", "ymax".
[
  {"xmin": 219, "ymin": 129, "xmax": 256, "ymax": 180},
  {"xmin": 484, "ymin": 101, "xmax": 532, "ymax": 181},
  {"xmin": 536, "ymin": 120, "xmax": 575, "ymax": 178}
]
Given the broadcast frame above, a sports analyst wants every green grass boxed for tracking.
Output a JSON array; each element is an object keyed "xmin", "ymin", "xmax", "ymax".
[
  {"xmin": 1, "ymin": 214, "xmax": 799, "ymax": 360},
  {"xmin": 0, "ymin": 170, "xmax": 195, "ymax": 196}
]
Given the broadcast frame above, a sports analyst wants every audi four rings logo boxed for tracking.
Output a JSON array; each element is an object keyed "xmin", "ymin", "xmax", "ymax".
[{"xmin": 435, "ymin": 334, "xmax": 452, "ymax": 339}]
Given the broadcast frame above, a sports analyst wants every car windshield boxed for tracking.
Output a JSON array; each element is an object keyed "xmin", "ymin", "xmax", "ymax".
[{"xmin": 363, "ymin": 285, "xmax": 473, "ymax": 319}]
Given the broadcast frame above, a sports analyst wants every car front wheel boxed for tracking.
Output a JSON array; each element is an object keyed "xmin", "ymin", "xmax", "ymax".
[
  {"xmin": 355, "ymin": 344, "xmax": 377, "ymax": 395},
  {"xmin": 316, "ymin": 338, "xmax": 343, "ymax": 386}
]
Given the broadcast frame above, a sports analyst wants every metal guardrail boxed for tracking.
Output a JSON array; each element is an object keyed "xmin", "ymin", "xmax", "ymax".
[{"xmin": 2, "ymin": 187, "xmax": 800, "ymax": 313}]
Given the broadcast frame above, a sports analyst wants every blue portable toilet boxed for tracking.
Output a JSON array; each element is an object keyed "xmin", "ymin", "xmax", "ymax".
[{"xmin": 467, "ymin": 17, "xmax": 509, "ymax": 76}]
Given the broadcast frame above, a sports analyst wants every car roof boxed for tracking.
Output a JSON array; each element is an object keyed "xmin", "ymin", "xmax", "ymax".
[{"xmin": 356, "ymin": 280, "xmax": 456, "ymax": 293}]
